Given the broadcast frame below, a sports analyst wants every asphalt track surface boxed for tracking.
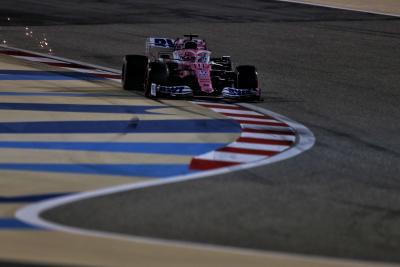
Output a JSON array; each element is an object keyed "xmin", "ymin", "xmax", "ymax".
[{"xmin": 1, "ymin": 0, "xmax": 400, "ymax": 264}]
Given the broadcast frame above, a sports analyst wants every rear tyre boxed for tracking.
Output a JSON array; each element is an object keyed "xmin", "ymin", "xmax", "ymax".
[
  {"xmin": 122, "ymin": 55, "xmax": 149, "ymax": 91},
  {"xmin": 146, "ymin": 61, "xmax": 169, "ymax": 97}
]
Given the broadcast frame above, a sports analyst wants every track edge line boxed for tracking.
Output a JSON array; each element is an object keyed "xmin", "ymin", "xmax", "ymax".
[{"xmin": 275, "ymin": 0, "xmax": 400, "ymax": 18}]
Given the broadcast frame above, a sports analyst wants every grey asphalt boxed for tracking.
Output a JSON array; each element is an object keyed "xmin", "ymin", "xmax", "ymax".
[
  {"xmin": 0, "ymin": 260, "xmax": 83, "ymax": 267},
  {"xmin": 2, "ymin": 0, "xmax": 400, "ymax": 264}
]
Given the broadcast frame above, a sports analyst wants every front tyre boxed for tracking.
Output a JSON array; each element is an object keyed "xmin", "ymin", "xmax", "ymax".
[
  {"xmin": 145, "ymin": 61, "xmax": 169, "ymax": 97},
  {"xmin": 235, "ymin": 65, "xmax": 258, "ymax": 89},
  {"xmin": 122, "ymin": 55, "xmax": 149, "ymax": 91},
  {"xmin": 235, "ymin": 65, "xmax": 261, "ymax": 101}
]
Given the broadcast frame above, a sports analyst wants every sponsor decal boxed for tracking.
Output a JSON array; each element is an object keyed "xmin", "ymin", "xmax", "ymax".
[
  {"xmin": 222, "ymin": 87, "xmax": 257, "ymax": 97},
  {"xmin": 158, "ymin": 85, "xmax": 193, "ymax": 95},
  {"xmin": 152, "ymin": 38, "xmax": 174, "ymax": 48}
]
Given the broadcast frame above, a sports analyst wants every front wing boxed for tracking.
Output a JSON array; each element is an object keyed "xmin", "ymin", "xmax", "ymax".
[{"xmin": 149, "ymin": 83, "xmax": 261, "ymax": 100}]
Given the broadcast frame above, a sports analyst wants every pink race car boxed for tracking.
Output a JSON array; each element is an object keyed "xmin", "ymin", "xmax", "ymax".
[{"xmin": 122, "ymin": 34, "xmax": 261, "ymax": 101}]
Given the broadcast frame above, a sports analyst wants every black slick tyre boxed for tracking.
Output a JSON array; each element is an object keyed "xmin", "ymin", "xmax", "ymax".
[
  {"xmin": 235, "ymin": 65, "xmax": 258, "ymax": 89},
  {"xmin": 122, "ymin": 55, "xmax": 149, "ymax": 91},
  {"xmin": 146, "ymin": 61, "xmax": 169, "ymax": 97}
]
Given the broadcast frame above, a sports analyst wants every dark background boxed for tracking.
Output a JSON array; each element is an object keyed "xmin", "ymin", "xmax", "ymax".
[{"xmin": 1, "ymin": 0, "xmax": 400, "ymax": 263}]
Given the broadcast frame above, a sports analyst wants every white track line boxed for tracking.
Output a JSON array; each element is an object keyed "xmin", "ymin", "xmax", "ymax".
[
  {"xmin": 13, "ymin": 56, "xmax": 64, "ymax": 63},
  {"xmin": 15, "ymin": 107, "xmax": 318, "ymax": 257},
  {"xmin": 4, "ymin": 44, "xmax": 366, "ymax": 265},
  {"xmin": 16, "ymin": 103, "xmax": 316, "ymax": 258},
  {"xmin": 276, "ymin": 0, "xmax": 400, "ymax": 18}
]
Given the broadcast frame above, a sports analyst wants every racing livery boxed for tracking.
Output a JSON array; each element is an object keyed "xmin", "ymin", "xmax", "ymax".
[{"xmin": 122, "ymin": 34, "xmax": 261, "ymax": 100}]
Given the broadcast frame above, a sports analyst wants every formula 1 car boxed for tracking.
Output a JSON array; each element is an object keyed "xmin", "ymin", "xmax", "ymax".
[{"xmin": 122, "ymin": 34, "xmax": 261, "ymax": 100}]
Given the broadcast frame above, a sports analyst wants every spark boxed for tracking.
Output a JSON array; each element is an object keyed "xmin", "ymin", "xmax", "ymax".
[{"xmin": 21, "ymin": 26, "xmax": 54, "ymax": 54}]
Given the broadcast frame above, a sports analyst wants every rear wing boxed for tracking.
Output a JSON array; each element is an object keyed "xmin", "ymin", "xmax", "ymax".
[{"xmin": 146, "ymin": 37, "xmax": 175, "ymax": 60}]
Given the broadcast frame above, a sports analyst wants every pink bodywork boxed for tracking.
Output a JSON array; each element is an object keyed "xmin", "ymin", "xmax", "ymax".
[
  {"xmin": 174, "ymin": 38, "xmax": 207, "ymax": 50},
  {"xmin": 173, "ymin": 49, "xmax": 214, "ymax": 93}
]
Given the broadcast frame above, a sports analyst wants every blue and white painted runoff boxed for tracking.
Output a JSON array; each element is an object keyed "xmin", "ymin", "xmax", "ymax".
[
  {"xmin": 0, "ymin": 45, "xmax": 333, "ymax": 267},
  {"xmin": 0, "ymin": 46, "xmax": 243, "ymax": 232},
  {"xmin": 0, "ymin": 45, "xmax": 315, "ymax": 228}
]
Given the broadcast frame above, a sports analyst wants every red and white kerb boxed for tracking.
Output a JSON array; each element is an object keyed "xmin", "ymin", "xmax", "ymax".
[{"xmin": 190, "ymin": 102, "xmax": 296, "ymax": 170}]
